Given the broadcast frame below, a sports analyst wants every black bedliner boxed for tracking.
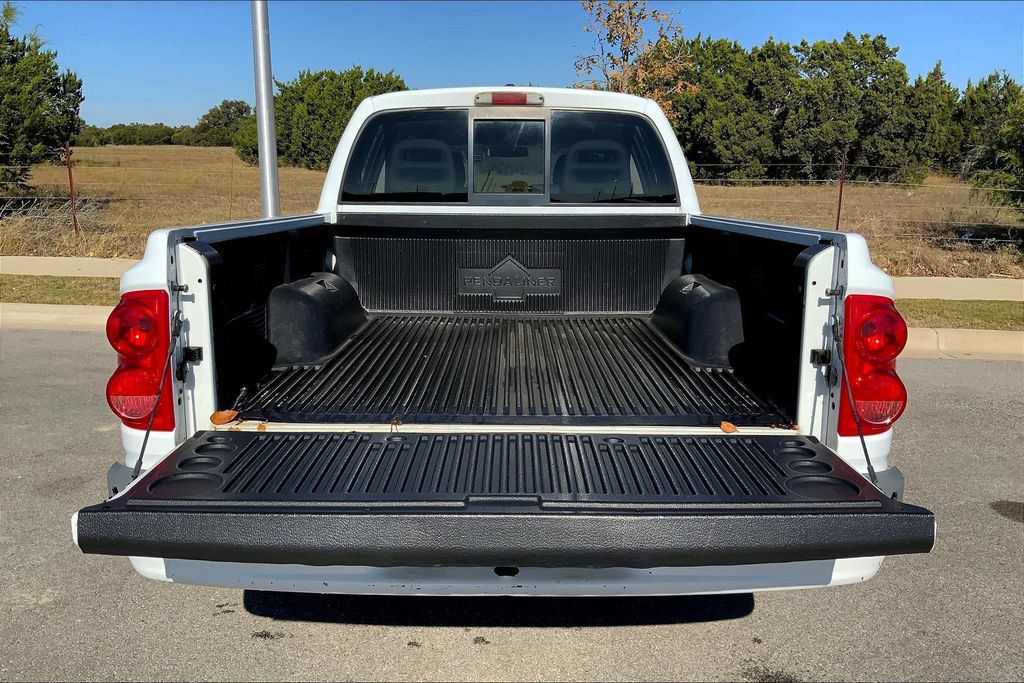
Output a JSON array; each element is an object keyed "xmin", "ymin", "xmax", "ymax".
[
  {"xmin": 238, "ymin": 314, "xmax": 786, "ymax": 426},
  {"xmin": 76, "ymin": 431, "xmax": 935, "ymax": 567},
  {"xmin": 205, "ymin": 230, "xmax": 812, "ymax": 424}
]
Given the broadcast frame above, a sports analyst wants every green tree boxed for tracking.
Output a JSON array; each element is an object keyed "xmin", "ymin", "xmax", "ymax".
[
  {"xmin": 778, "ymin": 34, "xmax": 921, "ymax": 181},
  {"xmin": 973, "ymin": 92, "xmax": 1024, "ymax": 214},
  {"xmin": 134, "ymin": 123, "xmax": 174, "ymax": 145},
  {"xmin": 74, "ymin": 124, "xmax": 108, "ymax": 147},
  {"xmin": 233, "ymin": 66, "xmax": 406, "ymax": 169},
  {"xmin": 851, "ymin": 36, "xmax": 919, "ymax": 181},
  {"xmin": 955, "ymin": 71, "xmax": 1022, "ymax": 176},
  {"xmin": 668, "ymin": 37, "xmax": 778, "ymax": 178},
  {"xmin": 907, "ymin": 62, "xmax": 960, "ymax": 168},
  {"xmin": 746, "ymin": 38, "xmax": 800, "ymax": 175},
  {"xmin": 170, "ymin": 125, "xmax": 196, "ymax": 146},
  {"xmin": 0, "ymin": 1, "xmax": 83, "ymax": 187},
  {"xmin": 191, "ymin": 99, "xmax": 251, "ymax": 147},
  {"xmin": 232, "ymin": 114, "xmax": 258, "ymax": 164}
]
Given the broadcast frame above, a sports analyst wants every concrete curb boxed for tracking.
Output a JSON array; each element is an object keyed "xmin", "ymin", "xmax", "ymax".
[
  {"xmin": 902, "ymin": 327, "xmax": 1023, "ymax": 360},
  {"xmin": 1, "ymin": 302, "xmax": 112, "ymax": 331},
  {"xmin": 893, "ymin": 277, "xmax": 1023, "ymax": 302},
  {"xmin": 0, "ymin": 256, "xmax": 135, "ymax": 278},
  {"xmin": 2, "ymin": 302, "xmax": 1021, "ymax": 360}
]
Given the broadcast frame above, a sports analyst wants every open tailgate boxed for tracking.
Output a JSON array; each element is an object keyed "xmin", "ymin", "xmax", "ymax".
[{"xmin": 75, "ymin": 431, "xmax": 934, "ymax": 568}]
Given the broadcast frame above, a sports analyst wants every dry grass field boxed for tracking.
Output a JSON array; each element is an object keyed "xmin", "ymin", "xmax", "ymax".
[
  {"xmin": 698, "ymin": 177, "xmax": 1023, "ymax": 277},
  {"xmin": 2, "ymin": 145, "xmax": 1022, "ymax": 277},
  {"xmin": 2, "ymin": 146, "xmax": 325, "ymax": 259}
]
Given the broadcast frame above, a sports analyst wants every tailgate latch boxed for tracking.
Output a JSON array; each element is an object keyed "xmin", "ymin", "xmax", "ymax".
[
  {"xmin": 175, "ymin": 346, "xmax": 204, "ymax": 382},
  {"xmin": 810, "ymin": 349, "xmax": 838, "ymax": 386}
]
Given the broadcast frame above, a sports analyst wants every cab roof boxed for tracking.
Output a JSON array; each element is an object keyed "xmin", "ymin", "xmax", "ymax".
[{"xmin": 364, "ymin": 86, "xmax": 654, "ymax": 114}]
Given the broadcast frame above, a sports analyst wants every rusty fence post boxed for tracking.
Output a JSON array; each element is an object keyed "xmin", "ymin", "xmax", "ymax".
[
  {"xmin": 834, "ymin": 152, "xmax": 847, "ymax": 232},
  {"xmin": 229, "ymin": 153, "xmax": 234, "ymax": 220},
  {"xmin": 64, "ymin": 141, "xmax": 80, "ymax": 236}
]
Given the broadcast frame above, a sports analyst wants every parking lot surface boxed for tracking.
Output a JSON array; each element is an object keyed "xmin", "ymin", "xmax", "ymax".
[{"xmin": 1, "ymin": 329, "xmax": 1021, "ymax": 681}]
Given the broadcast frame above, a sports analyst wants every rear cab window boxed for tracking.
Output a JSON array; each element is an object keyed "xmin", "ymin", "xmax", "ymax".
[
  {"xmin": 341, "ymin": 107, "xmax": 676, "ymax": 205},
  {"xmin": 341, "ymin": 109, "xmax": 469, "ymax": 202},
  {"xmin": 549, "ymin": 111, "xmax": 675, "ymax": 203}
]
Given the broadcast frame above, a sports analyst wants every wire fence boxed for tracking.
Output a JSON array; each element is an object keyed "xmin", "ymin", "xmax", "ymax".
[{"xmin": 2, "ymin": 154, "xmax": 1021, "ymax": 253}]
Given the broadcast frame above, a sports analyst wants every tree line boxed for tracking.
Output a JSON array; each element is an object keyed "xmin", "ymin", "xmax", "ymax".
[
  {"xmin": 71, "ymin": 36, "xmax": 1020, "ymax": 189},
  {"xmin": 661, "ymin": 35, "xmax": 1021, "ymax": 185},
  {"xmin": 75, "ymin": 99, "xmax": 253, "ymax": 148}
]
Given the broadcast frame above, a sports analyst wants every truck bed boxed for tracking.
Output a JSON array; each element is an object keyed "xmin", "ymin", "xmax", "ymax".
[{"xmin": 238, "ymin": 313, "xmax": 786, "ymax": 426}]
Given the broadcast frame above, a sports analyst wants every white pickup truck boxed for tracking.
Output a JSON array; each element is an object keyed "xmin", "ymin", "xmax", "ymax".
[{"xmin": 73, "ymin": 87, "xmax": 934, "ymax": 596}]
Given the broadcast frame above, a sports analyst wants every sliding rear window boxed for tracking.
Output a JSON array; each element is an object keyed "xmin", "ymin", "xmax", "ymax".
[
  {"xmin": 473, "ymin": 120, "xmax": 545, "ymax": 194},
  {"xmin": 550, "ymin": 111, "xmax": 676, "ymax": 204},
  {"xmin": 341, "ymin": 109, "xmax": 468, "ymax": 202}
]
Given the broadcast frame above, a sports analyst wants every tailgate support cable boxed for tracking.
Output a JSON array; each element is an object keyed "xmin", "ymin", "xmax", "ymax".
[
  {"xmin": 830, "ymin": 314, "xmax": 878, "ymax": 484},
  {"xmin": 130, "ymin": 310, "xmax": 184, "ymax": 480}
]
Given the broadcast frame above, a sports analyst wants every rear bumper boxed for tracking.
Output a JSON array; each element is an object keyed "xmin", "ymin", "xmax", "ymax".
[
  {"xmin": 128, "ymin": 555, "xmax": 887, "ymax": 596},
  {"xmin": 874, "ymin": 466, "xmax": 905, "ymax": 501},
  {"xmin": 76, "ymin": 499, "xmax": 934, "ymax": 569}
]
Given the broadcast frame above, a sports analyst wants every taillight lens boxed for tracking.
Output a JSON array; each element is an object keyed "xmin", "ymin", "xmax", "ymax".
[
  {"xmin": 106, "ymin": 367, "xmax": 162, "ymax": 420},
  {"xmin": 474, "ymin": 91, "xmax": 545, "ymax": 106},
  {"xmin": 838, "ymin": 295, "xmax": 908, "ymax": 436},
  {"xmin": 850, "ymin": 370, "xmax": 908, "ymax": 426},
  {"xmin": 854, "ymin": 305, "xmax": 907, "ymax": 363},
  {"xmin": 106, "ymin": 302, "xmax": 159, "ymax": 356},
  {"xmin": 104, "ymin": 290, "xmax": 175, "ymax": 431}
]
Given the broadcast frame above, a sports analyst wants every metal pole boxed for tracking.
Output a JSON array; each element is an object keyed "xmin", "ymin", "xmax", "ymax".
[{"xmin": 251, "ymin": 0, "xmax": 280, "ymax": 218}]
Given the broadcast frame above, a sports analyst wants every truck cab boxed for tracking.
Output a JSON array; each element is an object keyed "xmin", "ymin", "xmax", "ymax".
[{"xmin": 73, "ymin": 87, "xmax": 933, "ymax": 595}]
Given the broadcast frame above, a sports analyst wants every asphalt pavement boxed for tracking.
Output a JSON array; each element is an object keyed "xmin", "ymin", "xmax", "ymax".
[{"xmin": 1, "ymin": 328, "xmax": 1021, "ymax": 682}]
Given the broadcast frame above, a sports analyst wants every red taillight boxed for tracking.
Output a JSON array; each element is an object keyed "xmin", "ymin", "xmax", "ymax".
[
  {"xmin": 838, "ymin": 295, "xmax": 908, "ymax": 436},
  {"xmin": 105, "ymin": 290, "xmax": 175, "ymax": 431}
]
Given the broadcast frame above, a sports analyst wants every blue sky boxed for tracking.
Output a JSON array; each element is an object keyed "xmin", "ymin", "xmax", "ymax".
[{"xmin": 13, "ymin": 1, "xmax": 1024, "ymax": 126}]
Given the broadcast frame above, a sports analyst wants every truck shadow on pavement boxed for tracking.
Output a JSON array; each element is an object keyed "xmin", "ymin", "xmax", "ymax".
[{"xmin": 242, "ymin": 590, "xmax": 755, "ymax": 626}]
